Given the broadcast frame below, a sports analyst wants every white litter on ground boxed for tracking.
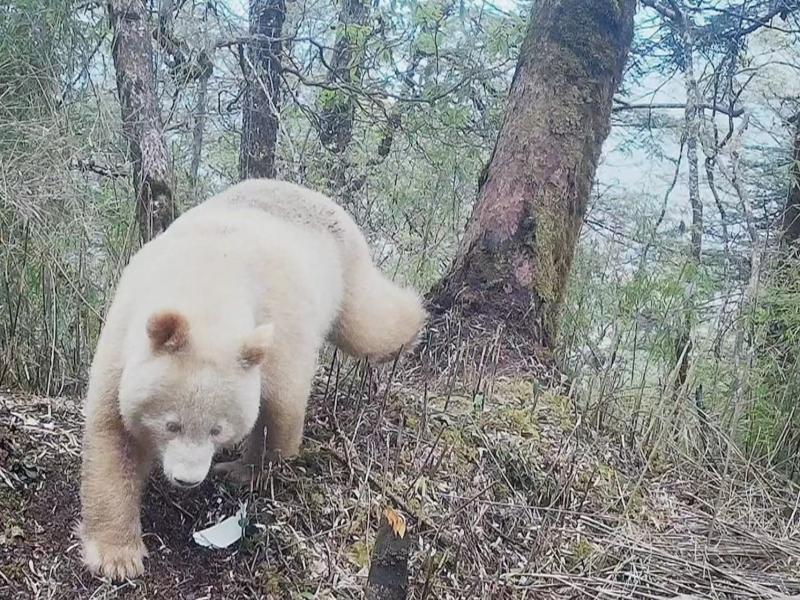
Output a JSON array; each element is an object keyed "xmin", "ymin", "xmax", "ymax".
[{"xmin": 192, "ymin": 502, "xmax": 249, "ymax": 549}]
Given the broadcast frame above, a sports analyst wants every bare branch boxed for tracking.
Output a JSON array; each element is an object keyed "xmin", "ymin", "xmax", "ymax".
[
  {"xmin": 640, "ymin": 0, "xmax": 679, "ymax": 21},
  {"xmin": 70, "ymin": 158, "xmax": 126, "ymax": 179},
  {"xmin": 613, "ymin": 100, "xmax": 744, "ymax": 118},
  {"xmin": 735, "ymin": 0, "xmax": 800, "ymax": 36}
]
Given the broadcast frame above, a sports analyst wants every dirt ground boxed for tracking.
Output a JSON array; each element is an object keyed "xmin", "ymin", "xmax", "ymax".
[{"xmin": 3, "ymin": 360, "xmax": 800, "ymax": 599}]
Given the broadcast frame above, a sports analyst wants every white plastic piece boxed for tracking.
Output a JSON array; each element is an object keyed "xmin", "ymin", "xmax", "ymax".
[{"xmin": 192, "ymin": 502, "xmax": 248, "ymax": 549}]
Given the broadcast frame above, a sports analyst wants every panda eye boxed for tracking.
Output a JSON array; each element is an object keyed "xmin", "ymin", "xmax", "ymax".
[
  {"xmin": 209, "ymin": 426, "xmax": 222, "ymax": 437},
  {"xmin": 166, "ymin": 421, "xmax": 181, "ymax": 433}
]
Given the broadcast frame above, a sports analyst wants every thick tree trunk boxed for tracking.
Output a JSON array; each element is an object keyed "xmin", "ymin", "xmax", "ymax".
[
  {"xmin": 108, "ymin": 0, "xmax": 176, "ymax": 242},
  {"xmin": 430, "ymin": 0, "xmax": 636, "ymax": 347},
  {"xmin": 781, "ymin": 115, "xmax": 800, "ymax": 251},
  {"xmin": 319, "ymin": 0, "xmax": 369, "ymax": 153},
  {"xmin": 239, "ymin": 0, "xmax": 285, "ymax": 180}
]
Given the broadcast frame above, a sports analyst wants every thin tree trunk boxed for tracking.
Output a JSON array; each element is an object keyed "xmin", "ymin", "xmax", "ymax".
[
  {"xmin": 672, "ymin": 10, "xmax": 703, "ymax": 404},
  {"xmin": 683, "ymin": 29, "xmax": 703, "ymax": 263},
  {"xmin": 239, "ymin": 0, "xmax": 285, "ymax": 180},
  {"xmin": 429, "ymin": 0, "xmax": 636, "ymax": 348},
  {"xmin": 108, "ymin": 0, "xmax": 176, "ymax": 242},
  {"xmin": 319, "ymin": 0, "xmax": 369, "ymax": 153},
  {"xmin": 719, "ymin": 115, "xmax": 762, "ymax": 438},
  {"xmin": 189, "ymin": 69, "xmax": 210, "ymax": 190},
  {"xmin": 781, "ymin": 115, "xmax": 800, "ymax": 250}
]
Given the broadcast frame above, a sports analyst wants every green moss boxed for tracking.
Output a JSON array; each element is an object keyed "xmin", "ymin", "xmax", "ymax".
[
  {"xmin": 405, "ymin": 413, "xmax": 421, "ymax": 429},
  {"xmin": 441, "ymin": 427, "xmax": 480, "ymax": 462},
  {"xmin": 495, "ymin": 378, "xmax": 537, "ymax": 402},
  {"xmin": 545, "ymin": 392, "xmax": 577, "ymax": 430},
  {"xmin": 531, "ymin": 208, "xmax": 560, "ymax": 304},
  {"xmin": 346, "ymin": 539, "xmax": 371, "ymax": 569},
  {"xmin": 484, "ymin": 406, "xmax": 540, "ymax": 440},
  {"xmin": 566, "ymin": 537, "xmax": 594, "ymax": 569}
]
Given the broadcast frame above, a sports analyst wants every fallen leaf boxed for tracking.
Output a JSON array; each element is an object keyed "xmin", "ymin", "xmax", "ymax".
[{"xmin": 383, "ymin": 507, "xmax": 407, "ymax": 538}]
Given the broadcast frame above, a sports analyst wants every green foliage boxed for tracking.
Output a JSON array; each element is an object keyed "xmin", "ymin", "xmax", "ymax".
[
  {"xmin": 0, "ymin": 0, "xmax": 134, "ymax": 392},
  {"xmin": 2, "ymin": 0, "xmax": 800, "ymax": 493},
  {"xmin": 0, "ymin": 0, "xmax": 526, "ymax": 392},
  {"xmin": 317, "ymin": 88, "xmax": 346, "ymax": 111},
  {"xmin": 744, "ymin": 262, "xmax": 800, "ymax": 466},
  {"xmin": 340, "ymin": 23, "xmax": 370, "ymax": 46}
]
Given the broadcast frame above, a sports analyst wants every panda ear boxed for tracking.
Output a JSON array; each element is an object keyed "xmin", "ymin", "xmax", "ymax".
[
  {"xmin": 238, "ymin": 323, "xmax": 274, "ymax": 369},
  {"xmin": 146, "ymin": 311, "xmax": 189, "ymax": 353}
]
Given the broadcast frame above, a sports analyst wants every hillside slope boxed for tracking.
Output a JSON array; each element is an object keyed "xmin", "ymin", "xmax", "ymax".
[{"xmin": 1, "ymin": 362, "xmax": 800, "ymax": 599}]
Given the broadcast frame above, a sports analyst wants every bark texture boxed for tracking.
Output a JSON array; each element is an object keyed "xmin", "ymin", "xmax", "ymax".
[
  {"xmin": 240, "ymin": 0, "xmax": 286, "ymax": 179},
  {"xmin": 681, "ymin": 23, "xmax": 703, "ymax": 263},
  {"xmin": 782, "ymin": 116, "xmax": 800, "ymax": 251},
  {"xmin": 318, "ymin": 0, "xmax": 369, "ymax": 153},
  {"xmin": 108, "ymin": 0, "xmax": 176, "ymax": 242},
  {"xmin": 430, "ymin": 0, "xmax": 636, "ymax": 347},
  {"xmin": 189, "ymin": 70, "xmax": 210, "ymax": 190},
  {"xmin": 364, "ymin": 514, "xmax": 411, "ymax": 600}
]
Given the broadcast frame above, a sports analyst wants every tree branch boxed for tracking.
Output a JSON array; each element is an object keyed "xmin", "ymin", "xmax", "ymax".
[
  {"xmin": 613, "ymin": 99, "xmax": 744, "ymax": 118},
  {"xmin": 736, "ymin": 0, "xmax": 800, "ymax": 36},
  {"xmin": 70, "ymin": 158, "xmax": 127, "ymax": 178},
  {"xmin": 640, "ymin": 0, "xmax": 678, "ymax": 21}
]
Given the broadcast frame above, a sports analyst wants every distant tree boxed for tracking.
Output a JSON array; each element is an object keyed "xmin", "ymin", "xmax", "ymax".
[
  {"xmin": 108, "ymin": 0, "xmax": 176, "ymax": 242},
  {"xmin": 318, "ymin": 0, "xmax": 370, "ymax": 154},
  {"xmin": 240, "ymin": 0, "xmax": 286, "ymax": 179},
  {"xmin": 430, "ymin": 0, "xmax": 637, "ymax": 349},
  {"xmin": 782, "ymin": 115, "xmax": 800, "ymax": 250}
]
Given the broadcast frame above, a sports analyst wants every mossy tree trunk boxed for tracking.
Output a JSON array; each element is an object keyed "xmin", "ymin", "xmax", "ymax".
[
  {"xmin": 430, "ymin": 0, "xmax": 636, "ymax": 348},
  {"xmin": 318, "ymin": 0, "xmax": 369, "ymax": 154},
  {"xmin": 108, "ymin": 0, "xmax": 177, "ymax": 242},
  {"xmin": 240, "ymin": 0, "xmax": 286, "ymax": 180}
]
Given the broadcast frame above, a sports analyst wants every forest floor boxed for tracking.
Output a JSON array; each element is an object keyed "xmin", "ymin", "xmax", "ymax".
[{"xmin": 2, "ymin": 350, "xmax": 800, "ymax": 599}]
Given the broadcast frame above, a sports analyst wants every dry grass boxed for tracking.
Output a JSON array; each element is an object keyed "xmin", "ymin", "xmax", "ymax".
[{"xmin": 2, "ymin": 345, "xmax": 800, "ymax": 599}]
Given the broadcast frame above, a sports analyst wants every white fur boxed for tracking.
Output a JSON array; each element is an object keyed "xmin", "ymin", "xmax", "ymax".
[
  {"xmin": 79, "ymin": 178, "xmax": 427, "ymax": 580},
  {"xmin": 161, "ymin": 438, "xmax": 214, "ymax": 487}
]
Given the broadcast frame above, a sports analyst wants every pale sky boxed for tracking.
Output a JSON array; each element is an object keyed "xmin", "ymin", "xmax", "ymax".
[{"xmin": 218, "ymin": 0, "xmax": 798, "ymax": 244}]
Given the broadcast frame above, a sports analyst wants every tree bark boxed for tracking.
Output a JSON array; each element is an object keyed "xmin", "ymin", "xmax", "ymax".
[
  {"xmin": 189, "ymin": 68, "xmax": 210, "ymax": 190},
  {"xmin": 239, "ymin": 0, "xmax": 285, "ymax": 180},
  {"xmin": 681, "ymin": 25, "xmax": 703, "ymax": 263},
  {"xmin": 429, "ymin": 0, "xmax": 636, "ymax": 348},
  {"xmin": 365, "ymin": 512, "xmax": 411, "ymax": 600},
  {"xmin": 108, "ymin": 0, "xmax": 177, "ymax": 242},
  {"xmin": 318, "ymin": 0, "xmax": 369, "ymax": 153},
  {"xmin": 781, "ymin": 115, "xmax": 800, "ymax": 251}
]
